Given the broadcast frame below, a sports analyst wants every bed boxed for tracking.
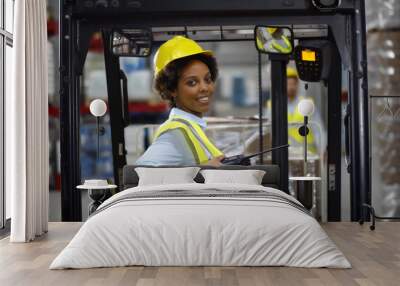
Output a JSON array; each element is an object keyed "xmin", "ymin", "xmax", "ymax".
[{"xmin": 50, "ymin": 165, "xmax": 350, "ymax": 269}]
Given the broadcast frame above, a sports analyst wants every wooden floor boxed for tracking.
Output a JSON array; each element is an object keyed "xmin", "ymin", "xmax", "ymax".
[{"xmin": 0, "ymin": 222, "xmax": 399, "ymax": 286}]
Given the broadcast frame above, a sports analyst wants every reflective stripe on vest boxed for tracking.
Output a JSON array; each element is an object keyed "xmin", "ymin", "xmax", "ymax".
[{"xmin": 153, "ymin": 116, "xmax": 223, "ymax": 164}]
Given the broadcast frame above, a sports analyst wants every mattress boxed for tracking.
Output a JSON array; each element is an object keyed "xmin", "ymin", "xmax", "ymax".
[{"xmin": 50, "ymin": 183, "xmax": 351, "ymax": 269}]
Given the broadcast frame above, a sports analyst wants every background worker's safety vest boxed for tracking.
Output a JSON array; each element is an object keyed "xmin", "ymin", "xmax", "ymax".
[
  {"xmin": 287, "ymin": 108, "xmax": 317, "ymax": 154},
  {"xmin": 269, "ymin": 36, "xmax": 292, "ymax": 54},
  {"xmin": 153, "ymin": 116, "xmax": 224, "ymax": 164},
  {"xmin": 267, "ymin": 100, "xmax": 318, "ymax": 154}
]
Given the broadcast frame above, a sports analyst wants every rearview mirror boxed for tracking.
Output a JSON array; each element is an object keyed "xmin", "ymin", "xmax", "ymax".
[
  {"xmin": 254, "ymin": 26, "xmax": 294, "ymax": 55},
  {"xmin": 111, "ymin": 29, "xmax": 152, "ymax": 57}
]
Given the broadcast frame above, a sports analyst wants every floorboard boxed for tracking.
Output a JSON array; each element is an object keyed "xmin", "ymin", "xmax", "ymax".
[{"xmin": 0, "ymin": 222, "xmax": 399, "ymax": 286}]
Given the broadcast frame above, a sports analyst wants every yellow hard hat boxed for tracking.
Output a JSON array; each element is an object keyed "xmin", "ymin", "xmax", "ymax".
[
  {"xmin": 153, "ymin": 36, "xmax": 213, "ymax": 76},
  {"xmin": 287, "ymin": 67, "xmax": 298, "ymax": 78},
  {"xmin": 267, "ymin": 27, "xmax": 278, "ymax": 34}
]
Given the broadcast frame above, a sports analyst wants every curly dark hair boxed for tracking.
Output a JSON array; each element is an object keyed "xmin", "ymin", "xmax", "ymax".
[{"xmin": 154, "ymin": 53, "xmax": 218, "ymax": 106}]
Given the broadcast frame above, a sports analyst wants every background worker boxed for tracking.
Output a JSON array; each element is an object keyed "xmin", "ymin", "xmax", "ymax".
[
  {"xmin": 266, "ymin": 67, "xmax": 326, "ymax": 156},
  {"xmin": 136, "ymin": 36, "xmax": 225, "ymax": 166}
]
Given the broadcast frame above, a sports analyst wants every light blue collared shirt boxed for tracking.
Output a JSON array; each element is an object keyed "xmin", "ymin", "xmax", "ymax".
[
  {"xmin": 169, "ymin": 107, "xmax": 207, "ymax": 128},
  {"xmin": 135, "ymin": 108, "xmax": 207, "ymax": 166}
]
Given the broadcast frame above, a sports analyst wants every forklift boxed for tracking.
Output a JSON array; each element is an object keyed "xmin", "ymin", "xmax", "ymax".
[{"xmin": 59, "ymin": 0, "xmax": 370, "ymax": 224}]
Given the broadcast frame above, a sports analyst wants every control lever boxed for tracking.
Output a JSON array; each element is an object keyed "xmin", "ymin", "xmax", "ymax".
[{"xmin": 221, "ymin": 144, "xmax": 289, "ymax": 165}]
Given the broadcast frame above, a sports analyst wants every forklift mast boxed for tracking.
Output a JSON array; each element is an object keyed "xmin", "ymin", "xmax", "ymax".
[{"xmin": 59, "ymin": 0, "xmax": 369, "ymax": 222}]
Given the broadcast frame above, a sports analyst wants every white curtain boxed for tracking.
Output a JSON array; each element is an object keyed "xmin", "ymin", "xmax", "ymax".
[{"xmin": 6, "ymin": 0, "xmax": 49, "ymax": 242}]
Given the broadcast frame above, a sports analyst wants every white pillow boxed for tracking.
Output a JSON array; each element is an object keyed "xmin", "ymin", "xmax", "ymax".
[
  {"xmin": 135, "ymin": 167, "xmax": 200, "ymax": 186},
  {"xmin": 200, "ymin": 169, "xmax": 266, "ymax": 185}
]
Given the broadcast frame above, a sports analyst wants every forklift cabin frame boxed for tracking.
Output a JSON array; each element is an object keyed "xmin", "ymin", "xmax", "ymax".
[{"xmin": 59, "ymin": 0, "xmax": 369, "ymax": 223}]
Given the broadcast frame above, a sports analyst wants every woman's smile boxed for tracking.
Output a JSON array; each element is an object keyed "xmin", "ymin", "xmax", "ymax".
[{"xmin": 197, "ymin": 95, "xmax": 209, "ymax": 104}]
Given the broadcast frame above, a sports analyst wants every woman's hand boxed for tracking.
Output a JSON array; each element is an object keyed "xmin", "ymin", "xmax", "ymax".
[{"xmin": 203, "ymin": 155, "xmax": 225, "ymax": 167}]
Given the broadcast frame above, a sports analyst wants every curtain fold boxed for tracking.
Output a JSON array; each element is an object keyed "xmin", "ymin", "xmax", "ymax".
[{"xmin": 7, "ymin": 0, "xmax": 49, "ymax": 242}]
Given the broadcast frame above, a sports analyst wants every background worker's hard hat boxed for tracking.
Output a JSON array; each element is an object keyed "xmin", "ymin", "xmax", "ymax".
[
  {"xmin": 267, "ymin": 27, "xmax": 278, "ymax": 34},
  {"xmin": 287, "ymin": 67, "xmax": 298, "ymax": 78},
  {"xmin": 153, "ymin": 36, "xmax": 213, "ymax": 76}
]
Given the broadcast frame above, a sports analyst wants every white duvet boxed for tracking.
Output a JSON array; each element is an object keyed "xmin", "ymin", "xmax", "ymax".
[{"xmin": 50, "ymin": 183, "xmax": 351, "ymax": 269}]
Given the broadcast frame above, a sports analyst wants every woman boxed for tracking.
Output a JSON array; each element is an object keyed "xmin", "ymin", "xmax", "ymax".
[{"xmin": 136, "ymin": 36, "xmax": 225, "ymax": 166}]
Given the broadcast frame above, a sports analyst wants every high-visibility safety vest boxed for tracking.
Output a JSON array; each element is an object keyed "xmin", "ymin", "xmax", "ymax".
[
  {"xmin": 153, "ymin": 116, "xmax": 224, "ymax": 164},
  {"xmin": 267, "ymin": 100, "xmax": 318, "ymax": 154},
  {"xmin": 269, "ymin": 35, "xmax": 292, "ymax": 54},
  {"xmin": 287, "ymin": 107, "xmax": 317, "ymax": 154}
]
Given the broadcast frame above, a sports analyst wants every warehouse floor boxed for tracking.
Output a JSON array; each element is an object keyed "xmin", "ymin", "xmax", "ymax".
[{"xmin": 1, "ymin": 222, "xmax": 398, "ymax": 286}]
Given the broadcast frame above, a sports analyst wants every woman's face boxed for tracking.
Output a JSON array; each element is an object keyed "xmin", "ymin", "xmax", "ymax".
[{"xmin": 172, "ymin": 59, "xmax": 215, "ymax": 117}]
